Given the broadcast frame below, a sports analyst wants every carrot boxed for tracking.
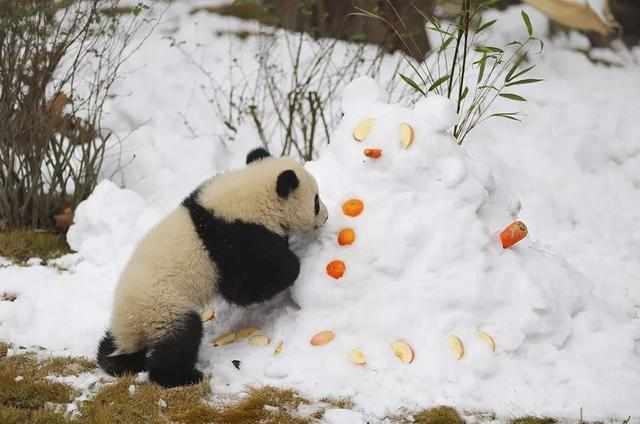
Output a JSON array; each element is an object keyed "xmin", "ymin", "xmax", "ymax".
[
  {"xmin": 326, "ymin": 260, "xmax": 346, "ymax": 279},
  {"xmin": 342, "ymin": 199, "xmax": 364, "ymax": 217},
  {"xmin": 364, "ymin": 148, "xmax": 382, "ymax": 159},
  {"xmin": 337, "ymin": 228, "xmax": 356, "ymax": 246},
  {"xmin": 500, "ymin": 220, "xmax": 528, "ymax": 248}
]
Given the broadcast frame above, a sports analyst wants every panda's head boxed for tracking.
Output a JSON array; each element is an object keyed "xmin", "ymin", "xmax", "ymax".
[{"xmin": 245, "ymin": 148, "xmax": 328, "ymax": 234}]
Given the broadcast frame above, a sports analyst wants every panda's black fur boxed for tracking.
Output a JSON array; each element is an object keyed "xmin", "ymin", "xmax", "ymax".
[{"xmin": 97, "ymin": 148, "xmax": 322, "ymax": 388}]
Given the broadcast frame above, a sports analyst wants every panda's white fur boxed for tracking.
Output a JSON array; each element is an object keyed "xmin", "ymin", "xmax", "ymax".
[{"xmin": 98, "ymin": 149, "xmax": 327, "ymax": 387}]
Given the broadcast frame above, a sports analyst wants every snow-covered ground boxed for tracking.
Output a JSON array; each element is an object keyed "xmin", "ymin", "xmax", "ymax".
[{"xmin": 1, "ymin": 1, "xmax": 640, "ymax": 422}]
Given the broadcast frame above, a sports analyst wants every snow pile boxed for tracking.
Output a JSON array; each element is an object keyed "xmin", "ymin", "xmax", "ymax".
[
  {"xmin": 193, "ymin": 78, "xmax": 639, "ymax": 418},
  {"xmin": 1, "ymin": 1, "xmax": 640, "ymax": 421}
]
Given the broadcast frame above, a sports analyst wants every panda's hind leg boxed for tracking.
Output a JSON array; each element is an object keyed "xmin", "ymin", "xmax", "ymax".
[
  {"xmin": 97, "ymin": 331, "xmax": 147, "ymax": 376},
  {"xmin": 147, "ymin": 311, "xmax": 203, "ymax": 388}
]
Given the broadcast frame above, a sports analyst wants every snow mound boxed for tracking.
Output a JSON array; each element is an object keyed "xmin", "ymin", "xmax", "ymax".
[{"xmin": 204, "ymin": 78, "xmax": 640, "ymax": 419}]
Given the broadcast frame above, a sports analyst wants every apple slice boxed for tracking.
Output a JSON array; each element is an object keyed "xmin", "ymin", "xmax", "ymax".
[
  {"xmin": 212, "ymin": 332, "xmax": 236, "ymax": 347},
  {"xmin": 448, "ymin": 335, "xmax": 464, "ymax": 360},
  {"xmin": 399, "ymin": 123, "xmax": 414, "ymax": 149},
  {"xmin": 478, "ymin": 331, "xmax": 496, "ymax": 352},
  {"xmin": 349, "ymin": 349, "xmax": 367, "ymax": 366},
  {"xmin": 200, "ymin": 309, "xmax": 215, "ymax": 322},
  {"xmin": 310, "ymin": 330, "xmax": 335, "ymax": 346},
  {"xmin": 237, "ymin": 327, "xmax": 259, "ymax": 339},
  {"xmin": 353, "ymin": 118, "xmax": 375, "ymax": 142},
  {"xmin": 274, "ymin": 341, "xmax": 284, "ymax": 355},
  {"xmin": 391, "ymin": 340, "xmax": 415, "ymax": 364},
  {"xmin": 248, "ymin": 334, "xmax": 271, "ymax": 346}
]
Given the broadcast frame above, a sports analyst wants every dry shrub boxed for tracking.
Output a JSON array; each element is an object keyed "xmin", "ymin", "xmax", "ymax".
[{"xmin": 0, "ymin": 0, "xmax": 151, "ymax": 230}]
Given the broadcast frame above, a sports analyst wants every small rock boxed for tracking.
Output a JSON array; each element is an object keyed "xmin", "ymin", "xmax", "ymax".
[
  {"xmin": 14, "ymin": 376, "xmax": 24, "ymax": 382},
  {"xmin": 128, "ymin": 384, "xmax": 136, "ymax": 395},
  {"xmin": 158, "ymin": 399, "xmax": 167, "ymax": 408},
  {"xmin": 232, "ymin": 360, "xmax": 241, "ymax": 370}
]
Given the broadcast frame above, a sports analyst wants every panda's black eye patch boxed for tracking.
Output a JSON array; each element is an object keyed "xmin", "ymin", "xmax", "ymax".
[{"xmin": 314, "ymin": 194, "xmax": 320, "ymax": 215}]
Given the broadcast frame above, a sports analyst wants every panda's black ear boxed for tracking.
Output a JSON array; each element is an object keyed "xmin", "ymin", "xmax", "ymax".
[
  {"xmin": 246, "ymin": 148, "xmax": 271, "ymax": 164},
  {"xmin": 276, "ymin": 170, "xmax": 299, "ymax": 198}
]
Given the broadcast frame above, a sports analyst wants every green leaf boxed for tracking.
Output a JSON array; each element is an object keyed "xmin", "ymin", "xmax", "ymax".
[
  {"xmin": 505, "ymin": 78, "xmax": 543, "ymax": 87},
  {"xmin": 399, "ymin": 73, "xmax": 426, "ymax": 96},
  {"xmin": 475, "ymin": 46, "xmax": 503, "ymax": 54},
  {"xmin": 427, "ymin": 26, "xmax": 454, "ymax": 36},
  {"xmin": 499, "ymin": 93, "xmax": 527, "ymax": 101},
  {"xmin": 478, "ymin": 85, "xmax": 499, "ymax": 91},
  {"xmin": 460, "ymin": 86, "xmax": 469, "ymax": 102},
  {"xmin": 505, "ymin": 55, "xmax": 526, "ymax": 81},
  {"xmin": 477, "ymin": 53, "xmax": 487, "ymax": 84},
  {"xmin": 521, "ymin": 10, "xmax": 533, "ymax": 36},
  {"xmin": 490, "ymin": 112, "xmax": 521, "ymax": 121},
  {"xmin": 477, "ymin": 19, "xmax": 497, "ymax": 33},
  {"xmin": 506, "ymin": 40, "xmax": 523, "ymax": 47},
  {"xmin": 428, "ymin": 75, "xmax": 450, "ymax": 92},
  {"xmin": 439, "ymin": 35, "xmax": 455, "ymax": 52},
  {"xmin": 510, "ymin": 64, "xmax": 536, "ymax": 82}
]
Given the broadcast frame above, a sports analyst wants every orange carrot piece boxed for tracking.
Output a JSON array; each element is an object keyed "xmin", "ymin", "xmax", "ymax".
[
  {"xmin": 364, "ymin": 148, "xmax": 382, "ymax": 159},
  {"xmin": 326, "ymin": 260, "xmax": 346, "ymax": 279},
  {"xmin": 500, "ymin": 220, "xmax": 528, "ymax": 248},
  {"xmin": 342, "ymin": 199, "xmax": 364, "ymax": 217},
  {"xmin": 337, "ymin": 228, "xmax": 356, "ymax": 246}
]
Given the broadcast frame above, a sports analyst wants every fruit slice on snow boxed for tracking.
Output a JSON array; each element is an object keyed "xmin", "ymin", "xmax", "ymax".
[
  {"xmin": 248, "ymin": 334, "xmax": 271, "ymax": 346},
  {"xmin": 236, "ymin": 327, "xmax": 259, "ymax": 339},
  {"xmin": 310, "ymin": 330, "xmax": 335, "ymax": 346},
  {"xmin": 349, "ymin": 349, "xmax": 367, "ymax": 365},
  {"xmin": 478, "ymin": 331, "xmax": 496, "ymax": 352},
  {"xmin": 448, "ymin": 335, "xmax": 464, "ymax": 360},
  {"xmin": 391, "ymin": 340, "xmax": 415, "ymax": 363},
  {"xmin": 212, "ymin": 332, "xmax": 236, "ymax": 347},
  {"xmin": 399, "ymin": 123, "xmax": 414, "ymax": 149},
  {"xmin": 353, "ymin": 118, "xmax": 375, "ymax": 141}
]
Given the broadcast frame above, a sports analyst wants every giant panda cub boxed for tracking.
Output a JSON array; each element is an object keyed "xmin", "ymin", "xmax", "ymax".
[{"xmin": 97, "ymin": 148, "xmax": 328, "ymax": 388}]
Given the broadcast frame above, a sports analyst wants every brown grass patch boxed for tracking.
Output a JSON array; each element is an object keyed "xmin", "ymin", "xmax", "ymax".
[
  {"xmin": 79, "ymin": 380, "xmax": 311, "ymax": 424},
  {"xmin": 0, "ymin": 229, "xmax": 72, "ymax": 264},
  {"xmin": 413, "ymin": 406, "xmax": 465, "ymax": 424},
  {"xmin": 511, "ymin": 417, "xmax": 558, "ymax": 424},
  {"xmin": 0, "ymin": 354, "xmax": 75, "ymax": 416}
]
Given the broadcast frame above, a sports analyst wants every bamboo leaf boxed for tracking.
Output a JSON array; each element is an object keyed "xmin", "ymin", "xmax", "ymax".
[
  {"xmin": 490, "ymin": 112, "xmax": 521, "ymax": 121},
  {"xmin": 478, "ymin": 85, "xmax": 499, "ymax": 91},
  {"xmin": 499, "ymin": 93, "xmax": 527, "ymax": 101},
  {"xmin": 505, "ymin": 55, "xmax": 525, "ymax": 81},
  {"xmin": 477, "ymin": 19, "xmax": 497, "ymax": 33},
  {"xmin": 477, "ymin": 53, "xmax": 487, "ymax": 84},
  {"xmin": 475, "ymin": 46, "xmax": 504, "ymax": 54},
  {"xmin": 521, "ymin": 10, "xmax": 533, "ymax": 36},
  {"xmin": 460, "ymin": 86, "xmax": 469, "ymax": 102},
  {"xmin": 427, "ymin": 26, "xmax": 454, "ymax": 36},
  {"xmin": 399, "ymin": 73, "xmax": 426, "ymax": 96},
  {"xmin": 439, "ymin": 35, "xmax": 455, "ymax": 52},
  {"xmin": 428, "ymin": 75, "xmax": 450, "ymax": 92},
  {"xmin": 505, "ymin": 78, "xmax": 543, "ymax": 87},
  {"xmin": 510, "ymin": 64, "xmax": 536, "ymax": 81}
]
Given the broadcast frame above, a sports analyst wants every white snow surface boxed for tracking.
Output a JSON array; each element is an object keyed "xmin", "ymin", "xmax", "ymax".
[{"xmin": 1, "ymin": 2, "xmax": 640, "ymax": 421}]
